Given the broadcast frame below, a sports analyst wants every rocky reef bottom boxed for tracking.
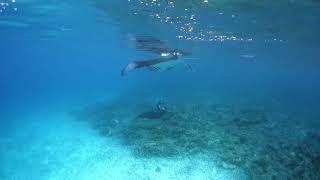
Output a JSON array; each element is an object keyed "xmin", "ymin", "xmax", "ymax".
[{"xmin": 72, "ymin": 99, "xmax": 320, "ymax": 179}]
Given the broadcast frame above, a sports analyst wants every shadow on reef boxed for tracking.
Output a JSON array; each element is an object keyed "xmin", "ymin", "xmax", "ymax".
[
  {"xmin": 72, "ymin": 99, "xmax": 320, "ymax": 179},
  {"xmin": 135, "ymin": 101, "xmax": 173, "ymax": 120}
]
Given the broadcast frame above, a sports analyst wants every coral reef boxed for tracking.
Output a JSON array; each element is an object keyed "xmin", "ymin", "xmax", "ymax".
[{"xmin": 72, "ymin": 99, "xmax": 320, "ymax": 179}]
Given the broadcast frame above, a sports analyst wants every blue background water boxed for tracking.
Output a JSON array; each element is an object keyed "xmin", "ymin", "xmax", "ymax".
[{"xmin": 1, "ymin": 0, "xmax": 320, "ymax": 179}]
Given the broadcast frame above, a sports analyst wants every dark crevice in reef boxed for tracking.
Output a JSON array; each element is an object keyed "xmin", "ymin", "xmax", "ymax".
[{"xmin": 71, "ymin": 100, "xmax": 320, "ymax": 179}]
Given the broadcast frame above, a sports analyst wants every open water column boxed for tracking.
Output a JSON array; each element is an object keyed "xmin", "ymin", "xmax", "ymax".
[{"xmin": 1, "ymin": 0, "xmax": 320, "ymax": 179}]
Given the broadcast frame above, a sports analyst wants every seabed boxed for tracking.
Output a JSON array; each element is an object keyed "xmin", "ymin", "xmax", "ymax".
[{"xmin": 69, "ymin": 97, "xmax": 320, "ymax": 179}]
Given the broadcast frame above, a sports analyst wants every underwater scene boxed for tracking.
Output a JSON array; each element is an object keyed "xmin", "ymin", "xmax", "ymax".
[{"xmin": 1, "ymin": 0, "xmax": 320, "ymax": 179}]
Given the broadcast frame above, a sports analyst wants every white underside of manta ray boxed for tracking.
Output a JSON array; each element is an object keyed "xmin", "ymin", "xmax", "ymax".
[
  {"xmin": 121, "ymin": 52, "xmax": 190, "ymax": 76},
  {"xmin": 147, "ymin": 58, "xmax": 184, "ymax": 72}
]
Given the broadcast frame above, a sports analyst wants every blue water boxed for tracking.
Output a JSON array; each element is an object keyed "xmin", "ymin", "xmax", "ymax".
[{"xmin": 1, "ymin": 0, "xmax": 320, "ymax": 179}]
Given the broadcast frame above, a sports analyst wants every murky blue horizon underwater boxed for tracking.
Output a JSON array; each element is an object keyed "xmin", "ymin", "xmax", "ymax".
[{"xmin": 1, "ymin": 0, "xmax": 320, "ymax": 179}]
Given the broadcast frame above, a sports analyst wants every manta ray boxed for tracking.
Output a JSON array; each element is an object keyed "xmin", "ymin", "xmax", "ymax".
[{"xmin": 121, "ymin": 35, "xmax": 192, "ymax": 76}]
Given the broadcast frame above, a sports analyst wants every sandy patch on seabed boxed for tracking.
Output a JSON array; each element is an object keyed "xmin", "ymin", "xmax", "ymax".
[{"xmin": 0, "ymin": 109, "xmax": 247, "ymax": 180}]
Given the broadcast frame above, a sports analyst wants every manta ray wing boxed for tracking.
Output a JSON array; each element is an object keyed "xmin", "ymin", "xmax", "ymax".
[{"xmin": 133, "ymin": 35, "xmax": 168, "ymax": 54}]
